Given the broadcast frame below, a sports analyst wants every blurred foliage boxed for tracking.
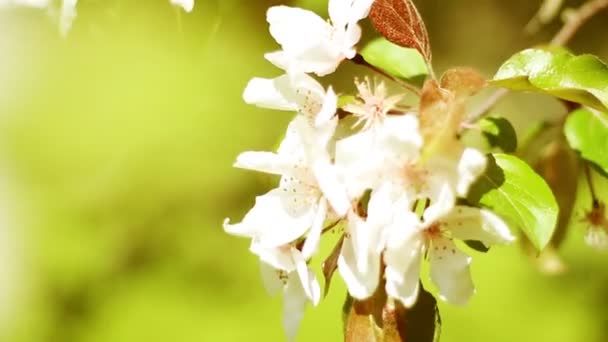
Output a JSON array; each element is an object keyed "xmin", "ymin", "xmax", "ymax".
[{"xmin": 0, "ymin": 0, "xmax": 607, "ymax": 341}]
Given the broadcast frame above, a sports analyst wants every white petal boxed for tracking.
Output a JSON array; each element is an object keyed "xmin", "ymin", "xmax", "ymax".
[
  {"xmin": 384, "ymin": 211, "xmax": 424, "ymax": 307},
  {"xmin": 264, "ymin": 51, "xmax": 292, "ymax": 72},
  {"xmin": 350, "ymin": 0, "xmax": 374, "ymax": 21},
  {"xmin": 457, "ymin": 148, "xmax": 487, "ymax": 197},
  {"xmin": 337, "ymin": 214, "xmax": 381, "ymax": 299},
  {"xmin": 384, "ymin": 240, "xmax": 422, "ymax": 308},
  {"xmin": 445, "ymin": 206, "xmax": 515, "ymax": 246},
  {"xmin": 301, "ymin": 198, "xmax": 328, "ymax": 259},
  {"xmin": 259, "ymin": 260, "xmax": 284, "ymax": 296},
  {"xmin": 234, "ymin": 151, "xmax": 295, "ymax": 176},
  {"xmin": 170, "ymin": 0, "xmax": 193, "ymax": 12},
  {"xmin": 328, "ymin": 0, "xmax": 351, "ymax": 28},
  {"xmin": 429, "ymin": 237, "xmax": 474, "ymax": 306},
  {"xmin": 334, "ymin": 129, "xmax": 385, "ymax": 198},
  {"xmin": 251, "ymin": 242, "xmax": 296, "ymax": 272},
  {"xmin": 313, "ymin": 161, "xmax": 351, "ymax": 217},
  {"xmin": 422, "ymin": 184, "xmax": 455, "ymax": 224},
  {"xmin": 282, "ymin": 273, "xmax": 308, "ymax": 341},
  {"xmin": 242, "ymin": 75, "xmax": 299, "ymax": 111},
  {"xmin": 267, "ymin": 6, "xmax": 330, "ymax": 54},
  {"xmin": 329, "ymin": 0, "xmax": 373, "ymax": 29},
  {"xmin": 315, "ymin": 86, "xmax": 338, "ymax": 126},
  {"xmin": 292, "ymin": 249, "xmax": 321, "ymax": 305},
  {"xmin": 341, "ymin": 23, "xmax": 361, "ymax": 59},
  {"xmin": 223, "ymin": 188, "xmax": 315, "ymax": 247},
  {"xmin": 269, "ymin": 45, "xmax": 344, "ymax": 76}
]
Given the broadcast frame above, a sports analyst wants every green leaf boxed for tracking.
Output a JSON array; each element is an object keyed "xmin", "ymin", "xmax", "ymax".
[
  {"xmin": 564, "ymin": 108, "xmax": 608, "ymax": 174},
  {"xmin": 478, "ymin": 116, "xmax": 518, "ymax": 152},
  {"xmin": 467, "ymin": 154, "xmax": 559, "ymax": 251},
  {"xmin": 360, "ymin": 37, "xmax": 428, "ymax": 81},
  {"xmin": 492, "ymin": 48, "xmax": 608, "ymax": 112}
]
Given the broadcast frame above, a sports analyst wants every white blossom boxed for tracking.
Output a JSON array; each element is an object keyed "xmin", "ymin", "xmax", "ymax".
[
  {"xmin": 265, "ymin": 0, "xmax": 374, "ymax": 76},
  {"xmin": 258, "ymin": 246, "xmax": 321, "ymax": 340},
  {"xmin": 335, "ymin": 113, "xmax": 486, "ymax": 209},
  {"xmin": 384, "ymin": 188, "xmax": 515, "ymax": 307},
  {"xmin": 223, "ymin": 115, "xmax": 349, "ymax": 259}
]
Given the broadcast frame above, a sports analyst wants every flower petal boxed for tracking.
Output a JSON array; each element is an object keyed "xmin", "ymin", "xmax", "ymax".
[
  {"xmin": 223, "ymin": 188, "xmax": 315, "ymax": 247},
  {"xmin": 384, "ymin": 211, "xmax": 423, "ymax": 307},
  {"xmin": 337, "ymin": 214, "xmax": 381, "ymax": 299},
  {"xmin": 457, "ymin": 148, "xmax": 487, "ymax": 197},
  {"xmin": 313, "ymin": 161, "xmax": 351, "ymax": 216},
  {"xmin": 429, "ymin": 237, "xmax": 474, "ymax": 306},
  {"xmin": 242, "ymin": 75, "xmax": 299, "ymax": 111},
  {"xmin": 282, "ymin": 273, "xmax": 308, "ymax": 341},
  {"xmin": 250, "ymin": 242, "xmax": 296, "ymax": 271},
  {"xmin": 234, "ymin": 151, "xmax": 295, "ymax": 176},
  {"xmin": 292, "ymin": 248, "xmax": 321, "ymax": 305},
  {"xmin": 259, "ymin": 260, "xmax": 284, "ymax": 296},
  {"xmin": 301, "ymin": 198, "xmax": 328, "ymax": 259},
  {"xmin": 267, "ymin": 6, "xmax": 330, "ymax": 54},
  {"xmin": 315, "ymin": 86, "xmax": 338, "ymax": 126},
  {"xmin": 422, "ymin": 184, "xmax": 455, "ymax": 224},
  {"xmin": 445, "ymin": 206, "xmax": 515, "ymax": 246}
]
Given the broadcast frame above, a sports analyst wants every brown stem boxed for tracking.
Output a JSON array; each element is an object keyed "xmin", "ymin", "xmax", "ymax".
[
  {"xmin": 351, "ymin": 54, "xmax": 421, "ymax": 96},
  {"xmin": 465, "ymin": 0, "xmax": 608, "ymax": 125},
  {"xmin": 551, "ymin": 0, "xmax": 608, "ymax": 46},
  {"xmin": 465, "ymin": 88, "xmax": 509, "ymax": 124}
]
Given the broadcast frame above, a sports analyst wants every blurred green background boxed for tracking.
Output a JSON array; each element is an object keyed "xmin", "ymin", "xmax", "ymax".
[{"xmin": 0, "ymin": 0, "xmax": 607, "ymax": 341}]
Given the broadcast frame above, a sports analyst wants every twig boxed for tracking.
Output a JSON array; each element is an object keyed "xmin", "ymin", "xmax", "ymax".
[
  {"xmin": 351, "ymin": 54, "xmax": 421, "ymax": 96},
  {"xmin": 584, "ymin": 163, "xmax": 599, "ymax": 203},
  {"xmin": 465, "ymin": 88, "xmax": 509, "ymax": 124},
  {"xmin": 465, "ymin": 0, "xmax": 608, "ymax": 125},
  {"xmin": 551, "ymin": 0, "xmax": 608, "ymax": 46}
]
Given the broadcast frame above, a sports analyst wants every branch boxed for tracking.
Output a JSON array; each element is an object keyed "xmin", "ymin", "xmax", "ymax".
[
  {"xmin": 351, "ymin": 54, "xmax": 421, "ymax": 96},
  {"xmin": 465, "ymin": 0, "xmax": 608, "ymax": 125},
  {"xmin": 551, "ymin": 0, "xmax": 608, "ymax": 46}
]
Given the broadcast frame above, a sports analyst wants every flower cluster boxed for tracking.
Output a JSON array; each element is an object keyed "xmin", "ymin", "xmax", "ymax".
[{"xmin": 224, "ymin": 0, "xmax": 515, "ymax": 338}]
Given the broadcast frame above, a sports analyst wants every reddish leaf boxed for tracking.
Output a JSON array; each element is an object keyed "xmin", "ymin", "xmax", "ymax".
[
  {"xmin": 322, "ymin": 235, "xmax": 344, "ymax": 296},
  {"xmin": 440, "ymin": 67, "xmax": 487, "ymax": 97},
  {"xmin": 369, "ymin": 0, "xmax": 432, "ymax": 63}
]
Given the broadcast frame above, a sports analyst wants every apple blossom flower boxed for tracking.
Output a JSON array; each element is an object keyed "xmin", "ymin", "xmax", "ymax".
[
  {"xmin": 265, "ymin": 0, "xmax": 374, "ymax": 76},
  {"xmin": 337, "ymin": 184, "xmax": 405, "ymax": 299},
  {"xmin": 335, "ymin": 113, "xmax": 486, "ymax": 209},
  {"xmin": 223, "ymin": 115, "xmax": 350, "ymax": 257},
  {"xmin": 384, "ymin": 188, "xmax": 514, "ymax": 307},
  {"xmin": 243, "ymin": 72, "xmax": 338, "ymax": 126},
  {"xmin": 257, "ymin": 245, "xmax": 321, "ymax": 340}
]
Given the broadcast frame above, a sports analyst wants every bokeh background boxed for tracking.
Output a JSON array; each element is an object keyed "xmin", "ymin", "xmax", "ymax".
[{"xmin": 0, "ymin": 0, "xmax": 607, "ymax": 341}]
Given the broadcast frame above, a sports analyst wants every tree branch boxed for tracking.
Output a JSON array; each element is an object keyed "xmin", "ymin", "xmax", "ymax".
[
  {"xmin": 551, "ymin": 0, "xmax": 608, "ymax": 46},
  {"xmin": 351, "ymin": 54, "xmax": 421, "ymax": 96},
  {"xmin": 465, "ymin": 0, "xmax": 608, "ymax": 125}
]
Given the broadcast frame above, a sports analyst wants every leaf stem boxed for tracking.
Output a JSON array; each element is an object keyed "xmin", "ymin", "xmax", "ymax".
[
  {"xmin": 465, "ymin": 0, "xmax": 608, "ymax": 125},
  {"xmin": 584, "ymin": 163, "xmax": 599, "ymax": 204},
  {"xmin": 351, "ymin": 54, "xmax": 421, "ymax": 96}
]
